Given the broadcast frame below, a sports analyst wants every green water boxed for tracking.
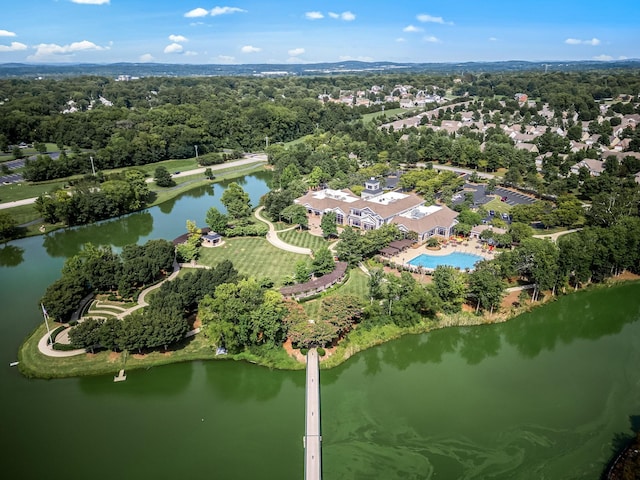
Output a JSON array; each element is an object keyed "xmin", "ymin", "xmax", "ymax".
[{"xmin": 1, "ymin": 173, "xmax": 639, "ymax": 479}]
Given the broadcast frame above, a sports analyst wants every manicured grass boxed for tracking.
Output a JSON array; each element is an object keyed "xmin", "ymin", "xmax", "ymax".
[
  {"xmin": 302, "ymin": 267, "xmax": 369, "ymax": 317},
  {"xmin": 337, "ymin": 267, "xmax": 369, "ymax": 298},
  {"xmin": 111, "ymin": 157, "xmax": 200, "ymax": 177},
  {"xmin": 277, "ymin": 229, "xmax": 327, "ymax": 251},
  {"xmin": 482, "ymin": 197, "xmax": 511, "ymax": 214},
  {"xmin": 19, "ymin": 321, "xmax": 303, "ymax": 379},
  {"xmin": 197, "ymin": 236, "xmax": 308, "ymax": 286},
  {"xmin": 0, "ymin": 180, "xmax": 65, "ymax": 203},
  {"xmin": 147, "ymin": 162, "xmax": 265, "ymax": 206}
]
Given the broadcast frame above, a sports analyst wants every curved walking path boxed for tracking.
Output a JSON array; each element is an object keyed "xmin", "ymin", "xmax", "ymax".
[
  {"xmin": 37, "ymin": 260, "xmax": 186, "ymax": 357},
  {"xmin": 254, "ymin": 206, "xmax": 313, "ymax": 255},
  {"xmin": 532, "ymin": 228, "xmax": 581, "ymax": 242}
]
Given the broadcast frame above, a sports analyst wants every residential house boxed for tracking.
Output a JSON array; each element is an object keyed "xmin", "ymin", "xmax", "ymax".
[{"xmin": 570, "ymin": 158, "xmax": 605, "ymax": 177}]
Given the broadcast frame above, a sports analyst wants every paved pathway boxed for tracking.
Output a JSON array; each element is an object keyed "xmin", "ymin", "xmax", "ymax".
[
  {"xmin": 254, "ymin": 206, "xmax": 312, "ymax": 255},
  {"xmin": 533, "ymin": 228, "xmax": 581, "ymax": 242},
  {"xmin": 37, "ymin": 260, "xmax": 186, "ymax": 357},
  {"xmin": 304, "ymin": 348, "xmax": 322, "ymax": 480}
]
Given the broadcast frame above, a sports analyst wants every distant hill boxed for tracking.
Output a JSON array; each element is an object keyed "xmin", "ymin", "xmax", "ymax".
[{"xmin": 1, "ymin": 59, "xmax": 639, "ymax": 79}]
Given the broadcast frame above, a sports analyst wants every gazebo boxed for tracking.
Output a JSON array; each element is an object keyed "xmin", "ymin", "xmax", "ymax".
[{"xmin": 201, "ymin": 231, "xmax": 222, "ymax": 247}]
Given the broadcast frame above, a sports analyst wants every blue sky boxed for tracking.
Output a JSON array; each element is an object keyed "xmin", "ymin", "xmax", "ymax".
[{"xmin": 0, "ymin": 0, "xmax": 638, "ymax": 64}]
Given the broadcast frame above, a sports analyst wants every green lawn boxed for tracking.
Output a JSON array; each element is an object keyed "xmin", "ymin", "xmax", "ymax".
[
  {"xmin": 361, "ymin": 108, "xmax": 420, "ymax": 124},
  {"xmin": 277, "ymin": 229, "xmax": 327, "ymax": 251},
  {"xmin": 482, "ymin": 197, "xmax": 511, "ymax": 214},
  {"xmin": 302, "ymin": 267, "xmax": 369, "ymax": 318},
  {"xmin": 0, "ymin": 180, "xmax": 65, "ymax": 203},
  {"xmin": 197, "ymin": 237, "xmax": 308, "ymax": 286}
]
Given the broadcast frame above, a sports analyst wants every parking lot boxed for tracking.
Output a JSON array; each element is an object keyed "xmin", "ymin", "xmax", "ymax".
[
  {"xmin": 492, "ymin": 186, "xmax": 537, "ymax": 206},
  {"xmin": 0, "ymin": 173, "xmax": 23, "ymax": 185}
]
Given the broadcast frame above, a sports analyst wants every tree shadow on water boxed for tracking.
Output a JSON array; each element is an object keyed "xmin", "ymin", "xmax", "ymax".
[{"xmin": 0, "ymin": 244, "xmax": 24, "ymax": 267}]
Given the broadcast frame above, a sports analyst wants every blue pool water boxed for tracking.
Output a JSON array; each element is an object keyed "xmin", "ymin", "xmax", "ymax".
[{"xmin": 408, "ymin": 252, "xmax": 484, "ymax": 270}]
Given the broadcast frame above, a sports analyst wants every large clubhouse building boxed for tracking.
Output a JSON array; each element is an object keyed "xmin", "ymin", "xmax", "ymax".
[{"xmin": 295, "ymin": 178, "xmax": 459, "ymax": 240}]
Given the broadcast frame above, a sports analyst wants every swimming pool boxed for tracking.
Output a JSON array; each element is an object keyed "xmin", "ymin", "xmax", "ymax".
[{"xmin": 408, "ymin": 252, "xmax": 484, "ymax": 270}]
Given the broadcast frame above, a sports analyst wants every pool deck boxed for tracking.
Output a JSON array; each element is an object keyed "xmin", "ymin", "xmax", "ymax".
[{"xmin": 390, "ymin": 238, "xmax": 496, "ymax": 269}]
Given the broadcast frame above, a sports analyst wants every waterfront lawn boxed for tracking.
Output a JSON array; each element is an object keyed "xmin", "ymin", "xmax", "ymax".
[
  {"xmin": 197, "ymin": 237, "xmax": 307, "ymax": 286},
  {"xmin": 19, "ymin": 323, "xmax": 303, "ymax": 379},
  {"xmin": 277, "ymin": 229, "xmax": 327, "ymax": 252}
]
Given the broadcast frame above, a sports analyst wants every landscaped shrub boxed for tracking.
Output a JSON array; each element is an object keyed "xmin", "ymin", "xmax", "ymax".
[
  {"xmin": 317, "ymin": 347, "xmax": 325, "ymax": 356},
  {"xmin": 47, "ymin": 325, "xmax": 67, "ymax": 344},
  {"xmin": 300, "ymin": 348, "xmax": 309, "ymax": 355},
  {"xmin": 53, "ymin": 343, "xmax": 81, "ymax": 351},
  {"xmin": 225, "ymin": 224, "xmax": 268, "ymax": 237}
]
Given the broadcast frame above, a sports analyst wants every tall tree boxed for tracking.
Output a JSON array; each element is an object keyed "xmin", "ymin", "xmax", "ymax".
[
  {"xmin": 154, "ymin": 166, "xmax": 175, "ymax": 187},
  {"xmin": 221, "ymin": 182, "xmax": 252, "ymax": 220},
  {"xmin": 320, "ymin": 211, "xmax": 338, "ymax": 238}
]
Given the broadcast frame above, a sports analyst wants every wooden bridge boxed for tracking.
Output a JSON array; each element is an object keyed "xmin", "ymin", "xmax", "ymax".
[{"xmin": 304, "ymin": 348, "xmax": 322, "ymax": 480}]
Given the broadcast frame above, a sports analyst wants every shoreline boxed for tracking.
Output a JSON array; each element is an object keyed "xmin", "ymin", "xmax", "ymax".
[
  {"xmin": 1, "ymin": 156, "xmax": 268, "ymax": 240},
  {"xmin": 18, "ymin": 276, "xmax": 640, "ymax": 379}
]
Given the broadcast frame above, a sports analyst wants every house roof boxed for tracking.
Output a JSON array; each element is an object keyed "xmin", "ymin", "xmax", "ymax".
[
  {"xmin": 279, "ymin": 262, "xmax": 348, "ymax": 296},
  {"xmin": 295, "ymin": 188, "xmax": 423, "ymax": 220},
  {"xmin": 391, "ymin": 204, "xmax": 458, "ymax": 234},
  {"xmin": 571, "ymin": 158, "xmax": 605, "ymax": 174},
  {"xmin": 470, "ymin": 225, "xmax": 506, "ymax": 236}
]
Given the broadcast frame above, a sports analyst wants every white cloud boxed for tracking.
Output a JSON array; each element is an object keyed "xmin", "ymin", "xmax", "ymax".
[
  {"xmin": 164, "ymin": 43, "xmax": 184, "ymax": 54},
  {"xmin": 217, "ymin": 55, "xmax": 235, "ymax": 62},
  {"xmin": 565, "ymin": 37, "xmax": 600, "ymax": 46},
  {"xmin": 288, "ymin": 47, "xmax": 304, "ymax": 56},
  {"xmin": 417, "ymin": 14, "xmax": 452, "ymax": 25},
  {"xmin": 328, "ymin": 11, "xmax": 355, "ymax": 21},
  {"xmin": 0, "ymin": 30, "xmax": 17, "ymax": 37},
  {"xmin": 185, "ymin": 8, "xmax": 209, "ymax": 18},
  {"xmin": 403, "ymin": 25, "xmax": 422, "ymax": 33},
  {"xmin": 341, "ymin": 11, "xmax": 356, "ymax": 21},
  {"xmin": 28, "ymin": 40, "xmax": 107, "ymax": 60},
  {"xmin": 593, "ymin": 54, "xmax": 613, "ymax": 61},
  {"xmin": 489, "ymin": 37, "xmax": 498, "ymax": 42},
  {"xmin": 423, "ymin": 36, "xmax": 441, "ymax": 43},
  {"xmin": 210, "ymin": 6, "xmax": 247, "ymax": 16},
  {"xmin": 305, "ymin": 11, "xmax": 324, "ymax": 20},
  {"xmin": 287, "ymin": 56, "xmax": 304, "ymax": 64},
  {"xmin": 71, "ymin": 0, "xmax": 110, "ymax": 4},
  {"xmin": 396, "ymin": 37, "xmax": 406, "ymax": 43},
  {"xmin": 338, "ymin": 55, "xmax": 373, "ymax": 62},
  {"xmin": 0, "ymin": 42, "xmax": 27, "ymax": 52},
  {"xmin": 139, "ymin": 53, "xmax": 154, "ymax": 62},
  {"xmin": 169, "ymin": 34, "xmax": 188, "ymax": 43},
  {"xmin": 184, "ymin": 51, "xmax": 198, "ymax": 56},
  {"xmin": 241, "ymin": 45, "xmax": 261, "ymax": 53}
]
